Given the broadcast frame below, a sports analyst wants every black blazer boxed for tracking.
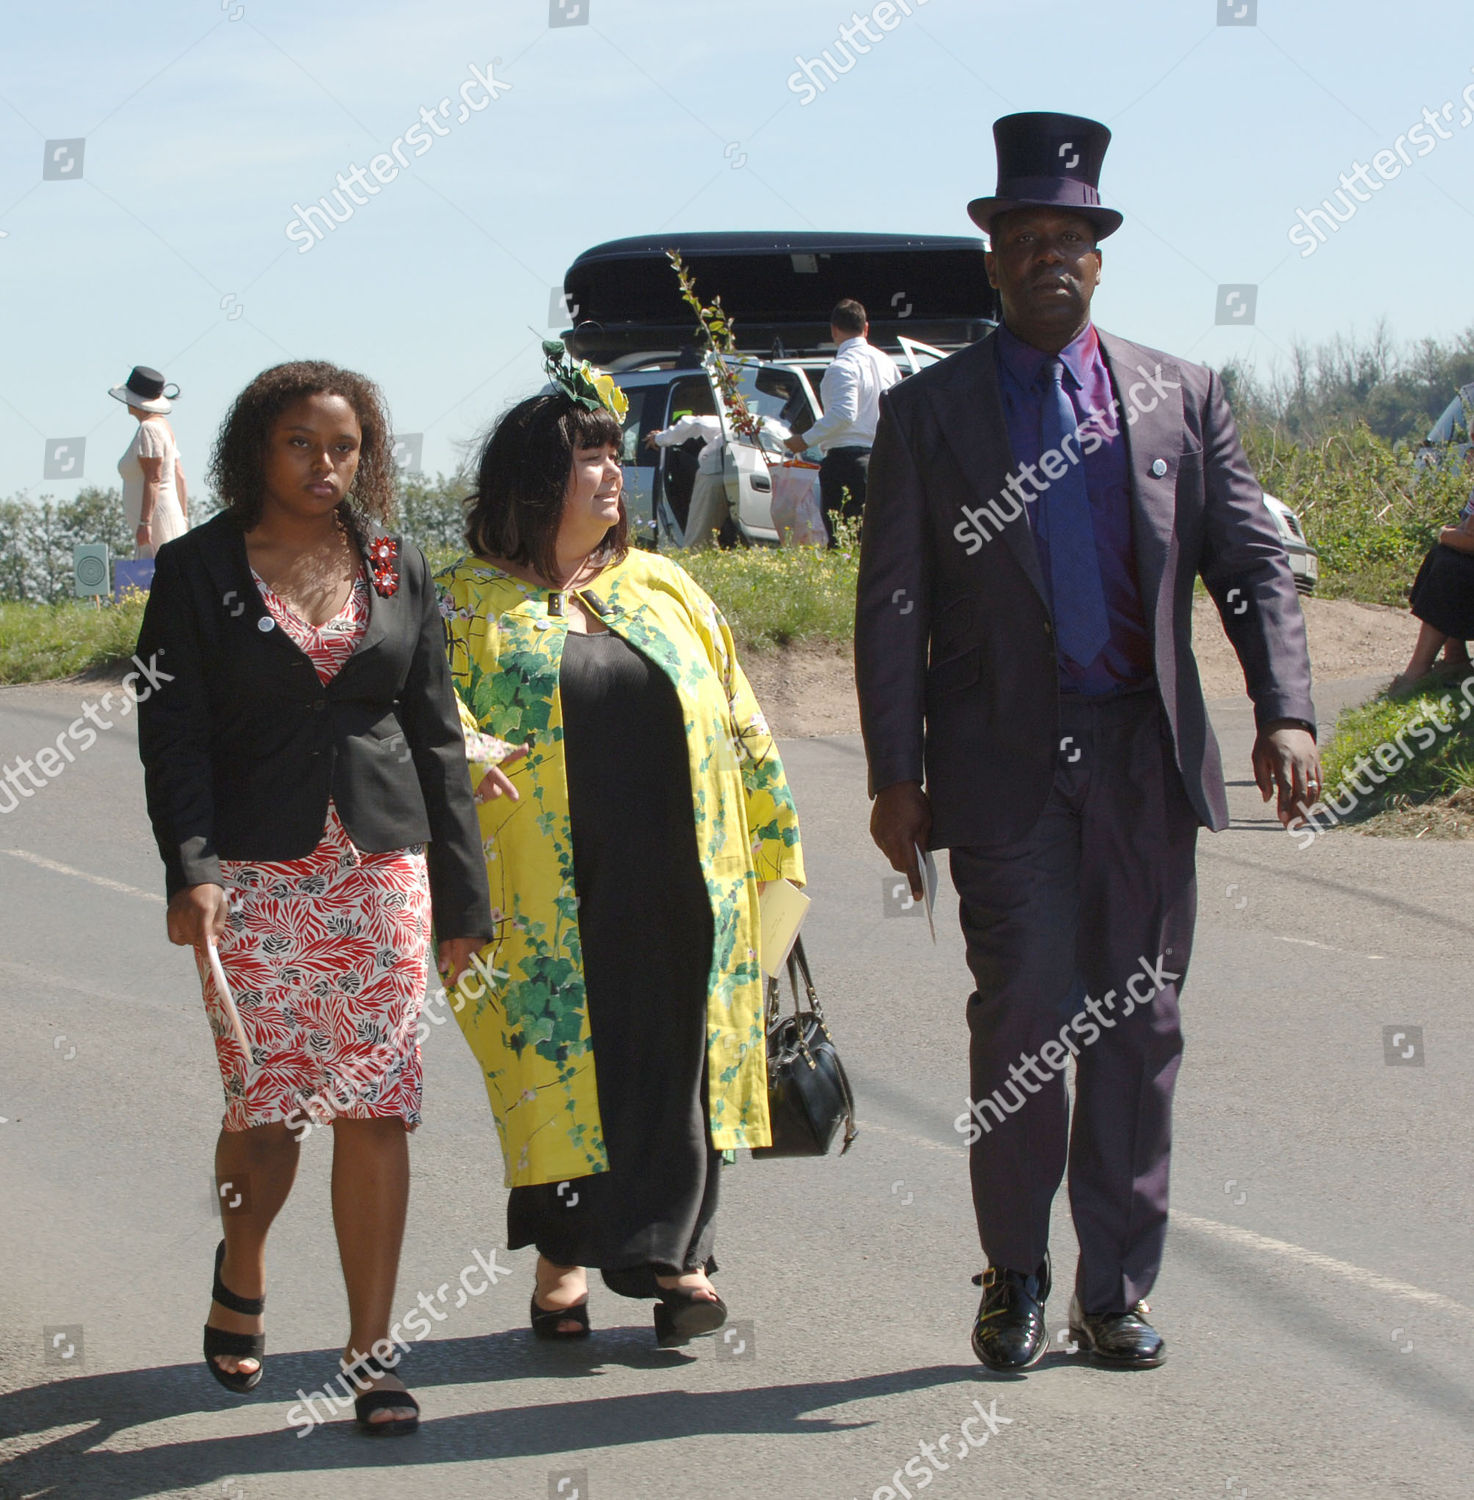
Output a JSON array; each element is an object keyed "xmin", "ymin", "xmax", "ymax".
[
  {"xmin": 854, "ymin": 327, "xmax": 1316, "ymax": 848},
  {"xmin": 136, "ymin": 512, "xmax": 492, "ymax": 940}
]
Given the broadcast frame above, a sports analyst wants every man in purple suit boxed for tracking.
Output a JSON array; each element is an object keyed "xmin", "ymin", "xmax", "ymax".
[{"xmin": 855, "ymin": 112, "xmax": 1321, "ymax": 1372}]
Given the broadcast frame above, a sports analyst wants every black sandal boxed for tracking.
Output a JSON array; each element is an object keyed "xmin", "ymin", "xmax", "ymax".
[
  {"xmin": 348, "ymin": 1354, "xmax": 420, "ymax": 1436},
  {"xmin": 653, "ymin": 1285, "xmax": 728, "ymax": 1348},
  {"xmin": 530, "ymin": 1291, "xmax": 591, "ymax": 1340},
  {"xmin": 601, "ymin": 1263, "xmax": 727, "ymax": 1347},
  {"xmin": 202, "ymin": 1240, "xmax": 265, "ymax": 1394}
]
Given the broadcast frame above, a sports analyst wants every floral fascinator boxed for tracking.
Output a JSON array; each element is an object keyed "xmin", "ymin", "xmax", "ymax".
[{"xmin": 541, "ymin": 339, "xmax": 629, "ymax": 422}]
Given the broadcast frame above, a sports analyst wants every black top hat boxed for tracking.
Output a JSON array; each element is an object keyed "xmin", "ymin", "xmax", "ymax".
[{"xmin": 967, "ymin": 112, "xmax": 1123, "ymax": 240}]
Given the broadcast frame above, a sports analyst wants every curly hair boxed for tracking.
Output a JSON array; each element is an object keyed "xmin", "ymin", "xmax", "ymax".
[
  {"xmin": 464, "ymin": 391, "xmax": 627, "ymax": 583},
  {"xmin": 208, "ymin": 360, "xmax": 396, "ymax": 532}
]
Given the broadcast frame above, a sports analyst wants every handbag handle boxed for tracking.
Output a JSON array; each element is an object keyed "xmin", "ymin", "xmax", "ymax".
[
  {"xmin": 765, "ymin": 933, "xmax": 817, "ymax": 1026},
  {"xmin": 766, "ymin": 935, "xmax": 859, "ymax": 1153}
]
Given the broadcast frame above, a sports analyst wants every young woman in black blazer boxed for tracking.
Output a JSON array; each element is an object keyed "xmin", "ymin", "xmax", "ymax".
[{"xmin": 136, "ymin": 361, "xmax": 495, "ymax": 1435}]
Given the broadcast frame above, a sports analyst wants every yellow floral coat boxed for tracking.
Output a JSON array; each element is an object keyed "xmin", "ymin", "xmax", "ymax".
[{"xmin": 436, "ymin": 549, "xmax": 805, "ymax": 1188}]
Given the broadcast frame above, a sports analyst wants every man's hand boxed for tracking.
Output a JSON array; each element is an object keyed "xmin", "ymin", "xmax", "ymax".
[
  {"xmin": 783, "ymin": 434, "xmax": 808, "ymax": 455},
  {"xmin": 166, "ymin": 883, "xmax": 229, "ymax": 948},
  {"xmin": 1252, "ymin": 722, "xmax": 1321, "ymax": 828},
  {"xmin": 437, "ymin": 937, "xmax": 483, "ymax": 989},
  {"xmin": 870, "ymin": 781, "xmax": 932, "ymax": 899},
  {"xmin": 643, "ymin": 430, "xmax": 661, "ymax": 450}
]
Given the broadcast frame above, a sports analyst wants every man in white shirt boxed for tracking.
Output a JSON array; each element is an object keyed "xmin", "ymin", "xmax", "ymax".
[
  {"xmin": 784, "ymin": 299, "xmax": 901, "ymax": 543},
  {"xmin": 645, "ymin": 410, "xmax": 729, "ymax": 549}
]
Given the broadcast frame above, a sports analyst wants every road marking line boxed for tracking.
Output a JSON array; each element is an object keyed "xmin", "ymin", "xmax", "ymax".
[
  {"xmin": 0, "ymin": 847, "xmax": 164, "ymax": 904},
  {"xmin": 1174, "ymin": 1213, "xmax": 1474, "ymax": 1319},
  {"xmin": 1271, "ymin": 934, "xmax": 1385, "ymax": 960},
  {"xmin": 864, "ymin": 1117, "xmax": 1474, "ymax": 1320}
]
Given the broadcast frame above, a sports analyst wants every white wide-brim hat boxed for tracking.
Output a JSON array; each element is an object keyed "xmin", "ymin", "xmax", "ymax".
[{"xmin": 109, "ymin": 365, "xmax": 178, "ymax": 414}]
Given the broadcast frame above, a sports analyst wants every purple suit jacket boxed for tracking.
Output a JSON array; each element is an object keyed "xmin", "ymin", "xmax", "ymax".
[{"xmin": 854, "ymin": 326, "xmax": 1315, "ymax": 846}]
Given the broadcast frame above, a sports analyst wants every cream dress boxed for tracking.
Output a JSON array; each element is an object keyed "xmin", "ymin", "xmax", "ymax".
[{"xmin": 118, "ymin": 417, "xmax": 186, "ymax": 555}]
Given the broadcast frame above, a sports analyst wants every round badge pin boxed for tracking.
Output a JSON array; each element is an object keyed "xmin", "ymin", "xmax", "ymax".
[
  {"xmin": 1150, "ymin": 458, "xmax": 1168, "ymax": 477},
  {"xmin": 257, "ymin": 615, "xmax": 275, "ymax": 632}
]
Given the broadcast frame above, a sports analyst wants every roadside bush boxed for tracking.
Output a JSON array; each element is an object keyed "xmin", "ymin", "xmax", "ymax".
[
  {"xmin": 1240, "ymin": 421, "xmax": 1469, "ymax": 606},
  {"xmin": 1316, "ymin": 677, "xmax": 1474, "ymax": 819},
  {"xmin": 0, "ymin": 487, "xmax": 139, "ymax": 604},
  {"xmin": 0, "ymin": 471, "xmax": 473, "ymax": 681},
  {"xmin": 679, "ymin": 529, "xmax": 857, "ymax": 650},
  {"xmin": 0, "ymin": 593, "xmax": 150, "ymax": 684}
]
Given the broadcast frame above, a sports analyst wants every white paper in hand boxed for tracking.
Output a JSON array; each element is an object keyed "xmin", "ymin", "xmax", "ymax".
[
  {"xmin": 205, "ymin": 937, "xmax": 253, "ymax": 1071},
  {"xmin": 759, "ymin": 879, "xmax": 811, "ymax": 978},
  {"xmin": 914, "ymin": 843, "xmax": 938, "ymax": 943}
]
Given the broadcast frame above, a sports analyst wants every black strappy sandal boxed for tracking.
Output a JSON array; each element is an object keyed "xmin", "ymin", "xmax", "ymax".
[
  {"xmin": 348, "ymin": 1354, "xmax": 420, "ymax": 1436},
  {"xmin": 202, "ymin": 1240, "xmax": 265, "ymax": 1394},
  {"xmin": 530, "ymin": 1292, "xmax": 592, "ymax": 1340}
]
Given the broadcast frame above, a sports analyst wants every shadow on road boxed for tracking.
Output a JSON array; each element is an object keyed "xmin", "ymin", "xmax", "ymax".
[{"xmin": 0, "ymin": 1335, "xmax": 978, "ymax": 1499}]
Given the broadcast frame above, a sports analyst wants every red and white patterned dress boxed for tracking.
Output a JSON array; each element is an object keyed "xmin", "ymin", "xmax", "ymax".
[{"xmin": 200, "ymin": 571, "xmax": 432, "ymax": 1133}]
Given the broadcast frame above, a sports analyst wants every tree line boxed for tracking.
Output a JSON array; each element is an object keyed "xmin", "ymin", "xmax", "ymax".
[{"xmin": 1220, "ymin": 320, "xmax": 1474, "ymax": 446}]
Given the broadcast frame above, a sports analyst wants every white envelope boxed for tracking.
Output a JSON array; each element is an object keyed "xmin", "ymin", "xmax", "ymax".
[{"xmin": 759, "ymin": 879, "xmax": 811, "ymax": 978}]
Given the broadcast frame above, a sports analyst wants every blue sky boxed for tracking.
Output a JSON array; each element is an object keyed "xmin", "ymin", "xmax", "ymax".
[{"xmin": 3, "ymin": 0, "xmax": 1472, "ymax": 500}]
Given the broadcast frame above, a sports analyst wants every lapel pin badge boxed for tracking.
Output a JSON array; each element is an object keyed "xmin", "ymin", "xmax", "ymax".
[{"xmin": 1150, "ymin": 458, "xmax": 1168, "ymax": 477}]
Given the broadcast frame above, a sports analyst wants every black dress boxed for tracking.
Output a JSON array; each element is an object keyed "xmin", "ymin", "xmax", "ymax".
[
  {"xmin": 1409, "ymin": 542, "xmax": 1474, "ymax": 640},
  {"xmin": 505, "ymin": 629, "xmax": 721, "ymax": 1284}
]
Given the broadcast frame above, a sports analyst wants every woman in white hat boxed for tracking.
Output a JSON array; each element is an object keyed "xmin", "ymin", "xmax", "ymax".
[{"xmin": 111, "ymin": 365, "xmax": 189, "ymax": 557}]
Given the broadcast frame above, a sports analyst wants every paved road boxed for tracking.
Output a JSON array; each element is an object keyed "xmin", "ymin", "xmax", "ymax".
[{"xmin": 2, "ymin": 674, "xmax": 1471, "ymax": 1499}]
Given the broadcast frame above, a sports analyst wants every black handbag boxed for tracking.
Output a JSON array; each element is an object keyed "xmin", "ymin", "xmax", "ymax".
[{"xmin": 751, "ymin": 936, "xmax": 858, "ymax": 1158}]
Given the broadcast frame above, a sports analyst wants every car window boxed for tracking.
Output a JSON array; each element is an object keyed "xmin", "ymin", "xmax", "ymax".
[
  {"xmin": 723, "ymin": 359, "xmax": 814, "ymax": 442},
  {"xmin": 897, "ymin": 336, "xmax": 949, "ymax": 374},
  {"xmin": 619, "ymin": 391, "xmax": 647, "ymax": 465},
  {"xmin": 665, "ymin": 376, "xmax": 714, "ymax": 428},
  {"xmin": 613, "ymin": 385, "xmax": 660, "ymax": 467}
]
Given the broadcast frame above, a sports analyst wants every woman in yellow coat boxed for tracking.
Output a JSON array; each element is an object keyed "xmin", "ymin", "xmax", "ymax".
[{"xmin": 438, "ymin": 347, "xmax": 804, "ymax": 1348}]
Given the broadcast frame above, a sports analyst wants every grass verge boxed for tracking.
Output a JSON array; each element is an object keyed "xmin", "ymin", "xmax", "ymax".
[
  {"xmin": 0, "ymin": 543, "xmax": 860, "ymax": 687},
  {"xmin": 1311, "ymin": 674, "xmax": 1474, "ymax": 835},
  {"xmin": 678, "ymin": 536, "xmax": 858, "ymax": 651},
  {"xmin": 0, "ymin": 594, "xmax": 150, "ymax": 685}
]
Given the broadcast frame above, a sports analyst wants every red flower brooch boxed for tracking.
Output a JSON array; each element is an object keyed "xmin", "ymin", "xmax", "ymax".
[{"xmin": 367, "ymin": 535, "xmax": 399, "ymax": 597}]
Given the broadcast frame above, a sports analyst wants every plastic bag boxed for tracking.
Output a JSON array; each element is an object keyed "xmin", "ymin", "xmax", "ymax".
[{"xmin": 770, "ymin": 462, "xmax": 826, "ymax": 547}]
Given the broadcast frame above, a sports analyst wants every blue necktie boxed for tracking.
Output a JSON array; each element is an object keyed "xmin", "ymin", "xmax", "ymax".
[{"xmin": 1038, "ymin": 358, "xmax": 1109, "ymax": 668}]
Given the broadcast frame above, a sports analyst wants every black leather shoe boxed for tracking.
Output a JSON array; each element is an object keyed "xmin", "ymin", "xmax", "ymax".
[
  {"xmin": 970, "ymin": 1252, "xmax": 1051, "ymax": 1372},
  {"xmin": 1067, "ymin": 1296, "xmax": 1165, "ymax": 1368}
]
